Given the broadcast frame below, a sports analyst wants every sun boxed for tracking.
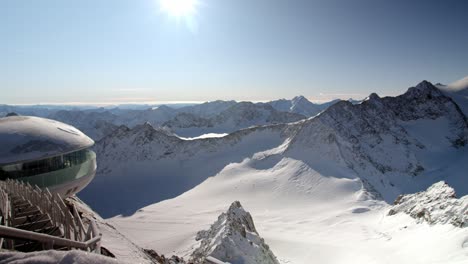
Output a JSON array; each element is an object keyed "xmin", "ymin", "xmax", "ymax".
[{"xmin": 159, "ymin": 0, "xmax": 198, "ymax": 18}]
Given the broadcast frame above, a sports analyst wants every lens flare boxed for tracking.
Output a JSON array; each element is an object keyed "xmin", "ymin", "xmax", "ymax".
[{"xmin": 159, "ymin": 0, "xmax": 198, "ymax": 18}]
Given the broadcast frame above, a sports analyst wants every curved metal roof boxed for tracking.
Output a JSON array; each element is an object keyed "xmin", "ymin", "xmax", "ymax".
[{"xmin": 0, "ymin": 116, "xmax": 94, "ymax": 165}]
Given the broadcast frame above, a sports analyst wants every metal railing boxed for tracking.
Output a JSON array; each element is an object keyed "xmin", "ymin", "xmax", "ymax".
[{"xmin": 0, "ymin": 179, "xmax": 101, "ymax": 253}]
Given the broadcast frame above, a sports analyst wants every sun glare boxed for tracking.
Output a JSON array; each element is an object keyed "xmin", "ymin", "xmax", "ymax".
[{"xmin": 159, "ymin": 0, "xmax": 198, "ymax": 18}]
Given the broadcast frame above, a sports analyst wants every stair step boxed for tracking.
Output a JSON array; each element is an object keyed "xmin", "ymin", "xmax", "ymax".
[
  {"xmin": 14, "ymin": 204, "xmax": 37, "ymax": 211},
  {"xmin": 11, "ymin": 214, "xmax": 49, "ymax": 227},
  {"xmin": 15, "ymin": 218, "xmax": 53, "ymax": 232},
  {"xmin": 13, "ymin": 201, "xmax": 31, "ymax": 208},
  {"xmin": 14, "ymin": 209, "xmax": 41, "ymax": 218},
  {"xmin": 37, "ymin": 226, "xmax": 62, "ymax": 237}
]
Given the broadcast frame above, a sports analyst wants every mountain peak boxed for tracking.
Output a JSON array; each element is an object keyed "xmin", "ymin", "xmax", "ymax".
[
  {"xmin": 226, "ymin": 201, "xmax": 257, "ymax": 233},
  {"xmin": 368, "ymin": 93, "xmax": 380, "ymax": 101},
  {"xmin": 153, "ymin": 105, "xmax": 173, "ymax": 112},
  {"xmin": 190, "ymin": 201, "xmax": 279, "ymax": 264},
  {"xmin": 404, "ymin": 80, "xmax": 443, "ymax": 98},
  {"xmin": 136, "ymin": 122, "xmax": 154, "ymax": 130},
  {"xmin": 417, "ymin": 79, "xmax": 432, "ymax": 87},
  {"xmin": 292, "ymin": 95, "xmax": 308, "ymax": 102}
]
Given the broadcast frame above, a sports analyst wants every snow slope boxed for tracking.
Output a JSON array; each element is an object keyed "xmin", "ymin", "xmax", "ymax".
[
  {"xmin": 68, "ymin": 196, "xmax": 154, "ymax": 264},
  {"xmin": 110, "ymin": 156, "xmax": 467, "ymax": 264},
  {"xmin": 80, "ymin": 81, "xmax": 468, "ymax": 219},
  {"xmin": 79, "ymin": 123, "xmax": 296, "ymax": 217}
]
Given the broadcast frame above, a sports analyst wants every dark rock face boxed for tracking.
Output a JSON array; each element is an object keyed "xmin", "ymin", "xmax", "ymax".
[{"xmin": 144, "ymin": 249, "xmax": 187, "ymax": 264}]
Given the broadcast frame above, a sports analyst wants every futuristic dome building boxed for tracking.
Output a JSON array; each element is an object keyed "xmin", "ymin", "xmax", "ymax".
[{"xmin": 0, "ymin": 116, "xmax": 96, "ymax": 197}]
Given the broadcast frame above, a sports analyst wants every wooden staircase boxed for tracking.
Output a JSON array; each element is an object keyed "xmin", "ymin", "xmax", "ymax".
[
  {"xmin": 6, "ymin": 193, "xmax": 64, "ymax": 252},
  {"xmin": 0, "ymin": 180, "xmax": 101, "ymax": 253}
]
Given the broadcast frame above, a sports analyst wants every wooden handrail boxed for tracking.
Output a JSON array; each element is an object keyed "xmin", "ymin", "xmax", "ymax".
[{"xmin": 0, "ymin": 225, "xmax": 97, "ymax": 250}]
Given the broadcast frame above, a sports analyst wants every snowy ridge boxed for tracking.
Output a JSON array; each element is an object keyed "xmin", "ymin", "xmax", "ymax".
[
  {"xmin": 164, "ymin": 102, "xmax": 306, "ymax": 137},
  {"xmin": 1, "ymin": 96, "xmax": 338, "ymax": 141},
  {"xmin": 94, "ymin": 122, "xmax": 294, "ymax": 169},
  {"xmin": 190, "ymin": 201, "xmax": 279, "ymax": 264},
  {"xmin": 268, "ymin": 95, "xmax": 322, "ymax": 116},
  {"xmin": 388, "ymin": 181, "xmax": 468, "ymax": 227},
  {"xmin": 176, "ymin": 100, "xmax": 237, "ymax": 118},
  {"xmin": 81, "ymin": 80, "xmax": 468, "ymax": 217},
  {"xmin": 285, "ymin": 81, "xmax": 468, "ymax": 200},
  {"xmin": 81, "ymin": 122, "xmax": 297, "ymax": 217}
]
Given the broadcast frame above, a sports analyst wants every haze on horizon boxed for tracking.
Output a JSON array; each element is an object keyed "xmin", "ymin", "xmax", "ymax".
[{"xmin": 1, "ymin": 0, "xmax": 468, "ymax": 105}]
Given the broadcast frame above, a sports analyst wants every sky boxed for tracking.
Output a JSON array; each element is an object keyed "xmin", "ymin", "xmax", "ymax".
[{"xmin": 1, "ymin": 0, "xmax": 468, "ymax": 104}]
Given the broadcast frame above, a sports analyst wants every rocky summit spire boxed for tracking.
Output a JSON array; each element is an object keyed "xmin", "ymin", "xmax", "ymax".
[{"xmin": 190, "ymin": 201, "xmax": 280, "ymax": 264}]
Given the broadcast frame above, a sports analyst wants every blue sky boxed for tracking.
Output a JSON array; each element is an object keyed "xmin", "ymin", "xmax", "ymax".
[{"xmin": 1, "ymin": 0, "xmax": 468, "ymax": 104}]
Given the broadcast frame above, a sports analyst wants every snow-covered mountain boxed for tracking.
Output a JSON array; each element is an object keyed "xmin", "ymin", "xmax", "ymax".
[
  {"xmin": 115, "ymin": 105, "xmax": 178, "ymax": 127},
  {"xmin": 176, "ymin": 100, "xmax": 237, "ymax": 118},
  {"xmin": 268, "ymin": 95, "xmax": 323, "ymax": 116},
  {"xmin": 190, "ymin": 201, "xmax": 279, "ymax": 264},
  {"xmin": 163, "ymin": 102, "xmax": 306, "ymax": 137},
  {"xmin": 79, "ymin": 80, "xmax": 468, "ymax": 220},
  {"xmin": 285, "ymin": 80, "xmax": 468, "ymax": 201},
  {"xmin": 1, "ymin": 97, "xmax": 342, "ymax": 141},
  {"xmin": 45, "ymin": 106, "xmax": 178, "ymax": 140},
  {"xmin": 79, "ymin": 122, "xmax": 294, "ymax": 216},
  {"xmin": 267, "ymin": 95, "xmax": 346, "ymax": 117}
]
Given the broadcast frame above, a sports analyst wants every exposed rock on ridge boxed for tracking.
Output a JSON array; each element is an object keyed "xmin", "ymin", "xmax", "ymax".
[
  {"xmin": 388, "ymin": 181, "xmax": 467, "ymax": 227},
  {"xmin": 190, "ymin": 201, "xmax": 280, "ymax": 264}
]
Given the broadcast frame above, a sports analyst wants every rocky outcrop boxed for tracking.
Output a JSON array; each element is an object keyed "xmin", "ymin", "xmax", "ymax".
[
  {"xmin": 388, "ymin": 181, "xmax": 467, "ymax": 227},
  {"xmin": 190, "ymin": 201, "xmax": 280, "ymax": 264},
  {"xmin": 144, "ymin": 249, "xmax": 187, "ymax": 264}
]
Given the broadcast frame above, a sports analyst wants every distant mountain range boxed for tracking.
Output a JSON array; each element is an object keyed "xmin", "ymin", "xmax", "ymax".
[{"xmin": 1, "ymin": 96, "xmax": 343, "ymax": 140}]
